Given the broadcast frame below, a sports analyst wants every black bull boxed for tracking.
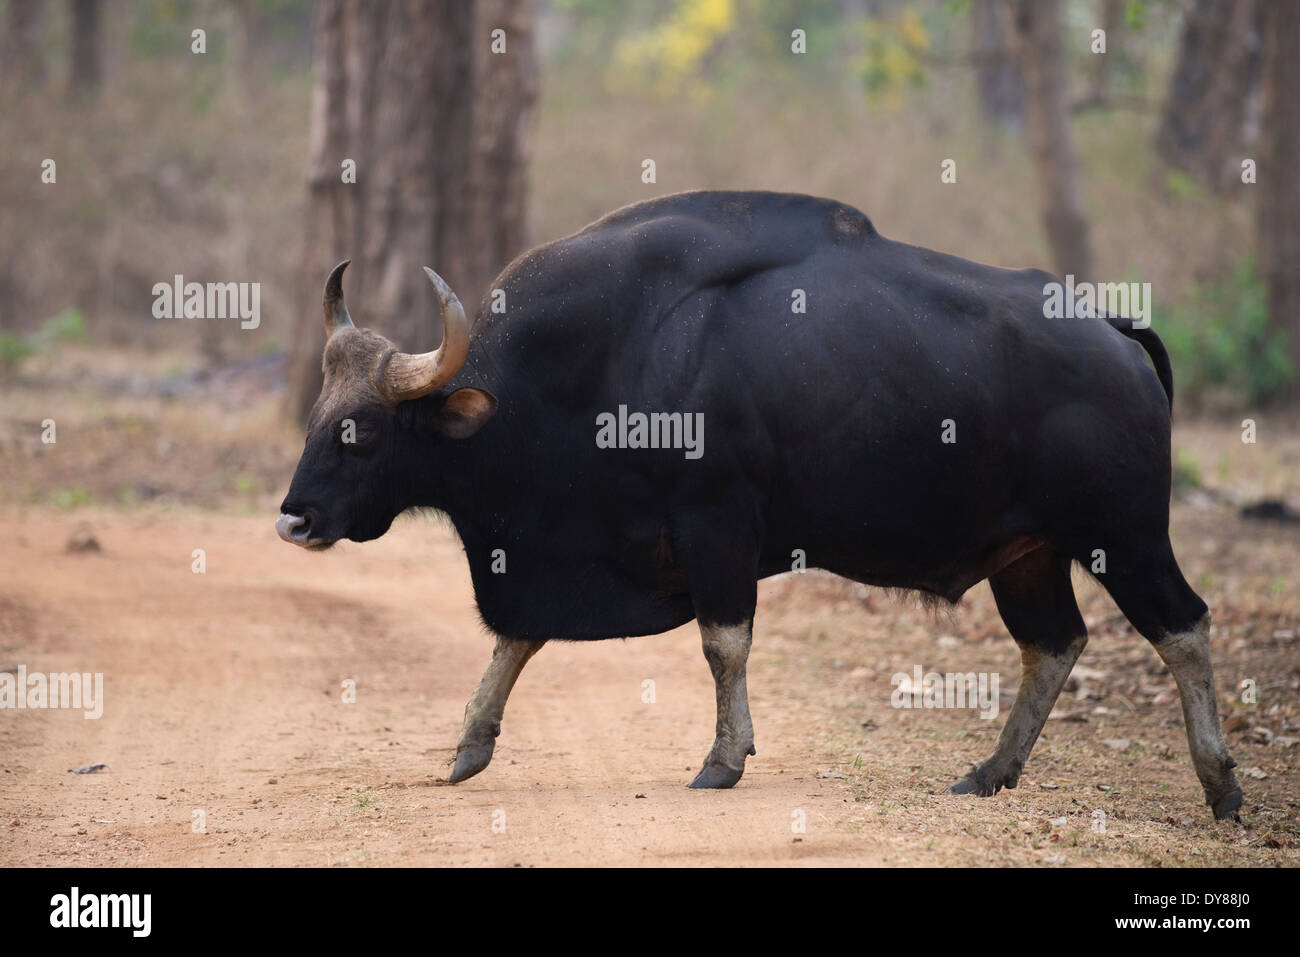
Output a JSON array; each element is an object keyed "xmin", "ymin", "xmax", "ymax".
[{"xmin": 279, "ymin": 190, "xmax": 1241, "ymax": 818}]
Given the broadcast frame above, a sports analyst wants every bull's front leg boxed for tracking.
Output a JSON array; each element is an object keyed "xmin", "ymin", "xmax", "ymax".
[
  {"xmin": 448, "ymin": 636, "xmax": 545, "ymax": 783},
  {"xmin": 690, "ymin": 619, "xmax": 757, "ymax": 789}
]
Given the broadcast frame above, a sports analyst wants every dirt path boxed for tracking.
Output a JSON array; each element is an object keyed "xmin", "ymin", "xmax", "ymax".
[{"xmin": 1, "ymin": 506, "xmax": 1296, "ymax": 866}]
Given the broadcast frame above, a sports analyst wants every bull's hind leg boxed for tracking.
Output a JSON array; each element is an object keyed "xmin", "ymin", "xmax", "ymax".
[
  {"xmin": 690, "ymin": 619, "xmax": 757, "ymax": 789},
  {"xmin": 674, "ymin": 509, "xmax": 760, "ymax": 789},
  {"xmin": 948, "ymin": 547, "xmax": 1086, "ymax": 797},
  {"xmin": 1091, "ymin": 537, "xmax": 1241, "ymax": 820},
  {"xmin": 448, "ymin": 636, "xmax": 545, "ymax": 783}
]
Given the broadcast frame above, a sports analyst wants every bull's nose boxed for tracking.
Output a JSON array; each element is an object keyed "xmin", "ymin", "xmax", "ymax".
[{"xmin": 276, "ymin": 512, "xmax": 311, "ymax": 545}]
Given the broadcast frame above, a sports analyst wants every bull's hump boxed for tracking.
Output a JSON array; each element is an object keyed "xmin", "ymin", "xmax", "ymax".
[
  {"xmin": 570, "ymin": 191, "xmax": 880, "ymax": 291},
  {"xmin": 584, "ymin": 189, "xmax": 878, "ymax": 245}
]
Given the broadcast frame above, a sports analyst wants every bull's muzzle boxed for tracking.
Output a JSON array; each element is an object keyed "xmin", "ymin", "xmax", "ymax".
[{"xmin": 276, "ymin": 512, "xmax": 323, "ymax": 548}]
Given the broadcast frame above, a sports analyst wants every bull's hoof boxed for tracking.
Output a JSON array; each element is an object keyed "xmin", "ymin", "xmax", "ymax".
[
  {"xmin": 945, "ymin": 763, "xmax": 1013, "ymax": 798},
  {"xmin": 1211, "ymin": 786, "xmax": 1243, "ymax": 821},
  {"xmin": 945, "ymin": 776, "xmax": 985, "ymax": 796},
  {"xmin": 689, "ymin": 763, "xmax": 744, "ymax": 789},
  {"xmin": 448, "ymin": 742, "xmax": 494, "ymax": 784}
]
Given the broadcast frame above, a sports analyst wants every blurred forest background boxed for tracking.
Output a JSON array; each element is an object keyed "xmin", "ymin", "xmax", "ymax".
[{"xmin": 1, "ymin": 0, "xmax": 1298, "ymax": 511}]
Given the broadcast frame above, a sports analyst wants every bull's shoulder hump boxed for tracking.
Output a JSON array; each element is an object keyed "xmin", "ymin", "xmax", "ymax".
[
  {"xmin": 499, "ymin": 191, "xmax": 880, "ymax": 295},
  {"xmin": 577, "ymin": 189, "xmax": 877, "ymax": 239}
]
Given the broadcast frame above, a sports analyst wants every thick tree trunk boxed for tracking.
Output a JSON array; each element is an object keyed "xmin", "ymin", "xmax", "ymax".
[
  {"xmin": 1155, "ymin": 0, "xmax": 1260, "ymax": 193},
  {"xmin": 1012, "ymin": 0, "xmax": 1093, "ymax": 281},
  {"xmin": 69, "ymin": 0, "xmax": 101, "ymax": 98},
  {"xmin": 1258, "ymin": 1, "xmax": 1300, "ymax": 401},
  {"xmin": 290, "ymin": 0, "xmax": 538, "ymax": 420}
]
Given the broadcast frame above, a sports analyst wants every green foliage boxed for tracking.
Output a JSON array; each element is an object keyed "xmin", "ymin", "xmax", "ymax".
[
  {"xmin": 0, "ymin": 308, "xmax": 89, "ymax": 372},
  {"xmin": 1156, "ymin": 258, "xmax": 1293, "ymax": 406},
  {"xmin": 50, "ymin": 486, "xmax": 93, "ymax": 510},
  {"xmin": 1172, "ymin": 448, "xmax": 1202, "ymax": 493},
  {"xmin": 856, "ymin": 7, "xmax": 931, "ymax": 103},
  {"xmin": 614, "ymin": 0, "xmax": 738, "ymax": 89},
  {"xmin": 39, "ymin": 308, "xmax": 89, "ymax": 347},
  {"xmin": 1163, "ymin": 168, "xmax": 1204, "ymax": 201},
  {"xmin": 129, "ymin": 0, "xmax": 201, "ymax": 58},
  {"xmin": 0, "ymin": 333, "xmax": 38, "ymax": 370}
]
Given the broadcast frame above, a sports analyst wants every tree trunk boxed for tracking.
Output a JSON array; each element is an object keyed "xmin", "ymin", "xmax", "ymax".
[
  {"xmin": 69, "ymin": 0, "xmax": 101, "ymax": 98},
  {"xmin": 1012, "ymin": 0, "xmax": 1093, "ymax": 281},
  {"xmin": 2, "ymin": 0, "xmax": 46, "ymax": 89},
  {"xmin": 1089, "ymin": 0, "xmax": 1123, "ymax": 106},
  {"xmin": 972, "ymin": 0, "xmax": 1021, "ymax": 132},
  {"xmin": 1258, "ymin": 0, "xmax": 1300, "ymax": 400},
  {"xmin": 1155, "ymin": 0, "xmax": 1261, "ymax": 193},
  {"xmin": 289, "ymin": 0, "xmax": 539, "ymax": 420}
]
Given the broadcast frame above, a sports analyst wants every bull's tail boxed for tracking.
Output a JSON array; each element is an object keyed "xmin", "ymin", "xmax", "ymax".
[{"xmin": 1104, "ymin": 316, "xmax": 1174, "ymax": 412}]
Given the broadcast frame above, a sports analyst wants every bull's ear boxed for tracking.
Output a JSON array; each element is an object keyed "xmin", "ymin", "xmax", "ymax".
[{"xmin": 435, "ymin": 387, "xmax": 498, "ymax": 439}]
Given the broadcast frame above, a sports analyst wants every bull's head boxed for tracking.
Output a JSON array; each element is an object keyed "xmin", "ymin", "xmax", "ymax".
[{"xmin": 276, "ymin": 261, "xmax": 497, "ymax": 548}]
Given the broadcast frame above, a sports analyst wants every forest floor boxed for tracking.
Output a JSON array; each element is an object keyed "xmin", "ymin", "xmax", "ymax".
[{"xmin": 0, "ymin": 351, "xmax": 1297, "ymax": 867}]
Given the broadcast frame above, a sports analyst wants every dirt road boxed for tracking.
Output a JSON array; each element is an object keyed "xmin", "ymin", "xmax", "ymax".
[{"xmin": 1, "ymin": 506, "xmax": 1296, "ymax": 866}]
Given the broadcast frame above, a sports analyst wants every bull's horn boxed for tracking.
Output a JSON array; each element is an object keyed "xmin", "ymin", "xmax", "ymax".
[
  {"xmin": 375, "ymin": 267, "xmax": 470, "ymax": 402},
  {"xmin": 323, "ymin": 260, "xmax": 355, "ymax": 337}
]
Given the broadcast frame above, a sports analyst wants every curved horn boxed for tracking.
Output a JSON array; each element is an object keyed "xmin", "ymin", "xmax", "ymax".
[
  {"xmin": 375, "ymin": 267, "xmax": 470, "ymax": 402},
  {"xmin": 323, "ymin": 260, "xmax": 355, "ymax": 338}
]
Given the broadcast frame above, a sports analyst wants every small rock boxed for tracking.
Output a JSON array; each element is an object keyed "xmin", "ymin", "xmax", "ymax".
[
  {"xmin": 66, "ymin": 525, "xmax": 100, "ymax": 553},
  {"xmin": 70, "ymin": 763, "xmax": 108, "ymax": 774},
  {"xmin": 1049, "ymin": 816, "xmax": 1068, "ymax": 827},
  {"xmin": 8, "ymin": 819, "xmax": 19, "ymax": 827},
  {"xmin": 1042, "ymin": 854, "xmax": 1068, "ymax": 864},
  {"xmin": 816, "ymin": 770, "xmax": 848, "ymax": 780},
  {"xmin": 1248, "ymin": 727, "xmax": 1274, "ymax": 745},
  {"xmin": 1102, "ymin": 738, "xmax": 1131, "ymax": 750},
  {"xmin": 1242, "ymin": 766, "xmax": 1268, "ymax": 780},
  {"xmin": 1039, "ymin": 780, "xmax": 1059, "ymax": 790}
]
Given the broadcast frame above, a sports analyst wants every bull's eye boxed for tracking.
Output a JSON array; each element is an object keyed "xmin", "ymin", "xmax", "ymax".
[{"xmin": 336, "ymin": 417, "xmax": 378, "ymax": 450}]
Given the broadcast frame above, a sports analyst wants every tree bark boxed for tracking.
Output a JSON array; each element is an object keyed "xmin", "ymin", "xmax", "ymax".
[
  {"xmin": 1012, "ymin": 0, "xmax": 1093, "ymax": 281},
  {"xmin": 69, "ymin": 0, "xmax": 101, "ymax": 98},
  {"xmin": 2, "ymin": 0, "xmax": 46, "ymax": 89},
  {"xmin": 290, "ymin": 0, "xmax": 538, "ymax": 420},
  {"xmin": 1089, "ymin": 0, "xmax": 1123, "ymax": 106},
  {"xmin": 972, "ymin": 0, "xmax": 1021, "ymax": 131},
  {"xmin": 1258, "ymin": 0, "xmax": 1300, "ymax": 400},
  {"xmin": 1155, "ymin": 0, "xmax": 1260, "ymax": 193}
]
